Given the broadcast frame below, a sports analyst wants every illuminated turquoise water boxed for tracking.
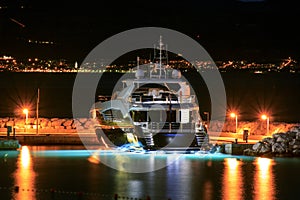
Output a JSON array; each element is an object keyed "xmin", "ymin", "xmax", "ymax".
[{"xmin": 1, "ymin": 145, "xmax": 300, "ymax": 200}]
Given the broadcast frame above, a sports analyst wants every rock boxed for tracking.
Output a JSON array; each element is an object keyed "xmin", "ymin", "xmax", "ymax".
[
  {"xmin": 40, "ymin": 120, "xmax": 49, "ymax": 128},
  {"xmin": 252, "ymin": 142, "xmax": 263, "ymax": 152},
  {"xmin": 273, "ymin": 133, "xmax": 287, "ymax": 143},
  {"xmin": 292, "ymin": 144, "xmax": 300, "ymax": 150},
  {"xmin": 290, "ymin": 126, "xmax": 300, "ymax": 133},
  {"xmin": 71, "ymin": 122, "xmax": 77, "ymax": 129},
  {"xmin": 297, "ymin": 132, "xmax": 300, "ymax": 140},
  {"xmin": 73, "ymin": 119, "xmax": 82, "ymax": 127},
  {"xmin": 286, "ymin": 131, "xmax": 297, "ymax": 139},
  {"xmin": 65, "ymin": 126, "xmax": 73, "ymax": 130},
  {"xmin": 292, "ymin": 149, "xmax": 300, "ymax": 156},
  {"xmin": 28, "ymin": 118, "xmax": 36, "ymax": 124},
  {"xmin": 14, "ymin": 119, "xmax": 25, "ymax": 127},
  {"xmin": 252, "ymin": 141, "xmax": 271, "ymax": 155},
  {"xmin": 78, "ymin": 118, "xmax": 88, "ymax": 124},
  {"xmin": 51, "ymin": 118, "xmax": 59, "ymax": 121},
  {"xmin": 54, "ymin": 125, "xmax": 65, "ymax": 129},
  {"xmin": 51, "ymin": 119, "xmax": 65, "ymax": 127},
  {"xmin": 83, "ymin": 120, "xmax": 96, "ymax": 129},
  {"xmin": 63, "ymin": 119, "xmax": 73, "ymax": 127},
  {"xmin": 260, "ymin": 143, "xmax": 271, "ymax": 154},
  {"xmin": 76, "ymin": 125, "xmax": 84, "ymax": 130},
  {"xmin": 272, "ymin": 142, "xmax": 287, "ymax": 154},
  {"xmin": 244, "ymin": 148, "xmax": 256, "ymax": 156},
  {"xmin": 262, "ymin": 137, "xmax": 274, "ymax": 145}
]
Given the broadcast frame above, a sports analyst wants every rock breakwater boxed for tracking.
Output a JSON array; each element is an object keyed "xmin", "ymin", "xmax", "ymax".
[
  {"xmin": 0, "ymin": 117, "xmax": 98, "ymax": 133},
  {"xmin": 244, "ymin": 126, "xmax": 300, "ymax": 157}
]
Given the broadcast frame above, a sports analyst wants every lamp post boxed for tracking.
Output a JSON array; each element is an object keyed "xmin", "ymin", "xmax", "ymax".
[
  {"xmin": 261, "ymin": 114, "xmax": 269, "ymax": 135},
  {"xmin": 204, "ymin": 112, "xmax": 209, "ymax": 129},
  {"xmin": 23, "ymin": 108, "xmax": 29, "ymax": 132},
  {"xmin": 230, "ymin": 112, "xmax": 238, "ymax": 133}
]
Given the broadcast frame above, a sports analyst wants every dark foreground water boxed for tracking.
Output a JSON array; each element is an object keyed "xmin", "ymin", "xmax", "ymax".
[
  {"xmin": 1, "ymin": 145, "xmax": 300, "ymax": 200},
  {"xmin": 0, "ymin": 72, "xmax": 300, "ymax": 122}
]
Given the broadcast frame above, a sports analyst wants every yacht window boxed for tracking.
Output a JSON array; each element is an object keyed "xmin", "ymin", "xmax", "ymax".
[{"xmin": 130, "ymin": 111, "xmax": 147, "ymax": 122}]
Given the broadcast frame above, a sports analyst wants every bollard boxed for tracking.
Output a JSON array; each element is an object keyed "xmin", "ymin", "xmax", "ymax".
[
  {"xmin": 7, "ymin": 126, "xmax": 12, "ymax": 139},
  {"xmin": 50, "ymin": 188, "xmax": 55, "ymax": 199},
  {"xmin": 14, "ymin": 186, "xmax": 19, "ymax": 193},
  {"xmin": 77, "ymin": 191, "xmax": 83, "ymax": 200},
  {"xmin": 114, "ymin": 193, "xmax": 118, "ymax": 200},
  {"xmin": 13, "ymin": 127, "xmax": 16, "ymax": 139}
]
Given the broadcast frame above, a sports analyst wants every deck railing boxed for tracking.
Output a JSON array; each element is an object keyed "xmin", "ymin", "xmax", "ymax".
[
  {"xmin": 130, "ymin": 94, "xmax": 195, "ymax": 104},
  {"xmin": 148, "ymin": 122, "xmax": 196, "ymax": 133}
]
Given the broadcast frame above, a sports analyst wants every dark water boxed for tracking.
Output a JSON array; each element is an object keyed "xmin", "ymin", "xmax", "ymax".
[
  {"xmin": 1, "ymin": 145, "xmax": 300, "ymax": 200},
  {"xmin": 0, "ymin": 72, "xmax": 299, "ymax": 122}
]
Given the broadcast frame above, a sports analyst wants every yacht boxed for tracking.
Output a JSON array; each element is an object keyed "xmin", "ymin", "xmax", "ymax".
[{"xmin": 91, "ymin": 36, "xmax": 209, "ymax": 150}]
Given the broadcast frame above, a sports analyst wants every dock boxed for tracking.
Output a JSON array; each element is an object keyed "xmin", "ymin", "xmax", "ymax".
[
  {"xmin": 222, "ymin": 143, "xmax": 254, "ymax": 155},
  {"xmin": 0, "ymin": 133, "xmax": 99, "ymax": 146},
  {"xmin": 0, "ymin": 139, "xmax": 20, "ymax": 150},
  {"xmin": 0, "ymin": 129, "xmax": 264, "ymax": 155}
]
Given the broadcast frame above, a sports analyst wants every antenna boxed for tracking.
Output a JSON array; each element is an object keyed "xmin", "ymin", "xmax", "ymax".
[
  {"xmin": 36, "ymin": 88, "xmax": 39, "ymax": 135},
  {"xmin": 159, "ymin": 35, "xmax": 162, "ymax": 72},
  {"xmin": 150, "ymin": 36, "xmax": 167, "ymax": 79}
]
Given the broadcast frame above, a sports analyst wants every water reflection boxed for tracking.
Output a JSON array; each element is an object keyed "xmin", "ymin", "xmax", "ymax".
[
  {"xmin": 253, "ymin": 157, "xmax": 275, "ymax": 200},
  {"xmin": 88, "ymin": 148, "xmax": 181, "ymax": 173},
  {"xmin": 167, "ymin": 157, "xmax": 192, "ymax": 199},
  {"xmin": 13, "ymin": 146, "xmax": 36, "ymax": 200},
  {"xmin": 222, "ymin": 158, "xmax": 243, "ymax": 199},
  {"xmin": 203, "ymin": 180, "xmax": 213, "ymax": 200}
]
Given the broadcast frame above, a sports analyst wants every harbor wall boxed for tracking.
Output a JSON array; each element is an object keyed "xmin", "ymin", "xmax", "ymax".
[
  {"xmin": 14, "ymin": 135, "xmax": 99, "ymax": 145},
  {"xmin": 0, "ymin": 117, "xmax": 299, "ymax": 135},
  {"xmin": 209, "ymin": 120, "xmax": 299, "ymax": 136},
  {"xmin": 0, "ymin": 117, "xmax": 98, "ymax": 133}
]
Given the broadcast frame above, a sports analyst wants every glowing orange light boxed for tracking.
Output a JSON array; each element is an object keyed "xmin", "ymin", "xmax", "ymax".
[
  {"xmin": 22, "ymin": 108, "xmax": 28, "ymax": 115},
  {"xmin": 230, "ymin": 112, "xmax": 236, "ymax": 118},
  {"xmin": 261, "ymin": 114, "xmax": 268, "ymax": 120}
]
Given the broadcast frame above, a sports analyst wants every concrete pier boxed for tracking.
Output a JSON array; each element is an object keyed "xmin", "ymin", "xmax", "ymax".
[
  {"xmin": 0, "ymin": 139, "xmax": 20, "ymax": 150},
  {"xmin": 223, "ymin": 143, "xmax": 254, "ymax": 155},
  {"xmin": 1, "ymin": 133, "xmax": 99, "ymax": 146},
  {"xmin": 14, "ymin": 134, "xmax": 99, "ymax": 145}
]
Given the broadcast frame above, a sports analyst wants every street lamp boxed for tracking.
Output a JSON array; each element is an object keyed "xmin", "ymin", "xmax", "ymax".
[
  {"xmin": 261, "ymin": 114, "xmax": 269, "ymax": 135},
  {"xmin": 23, "ymin": 108, "xmax": 29, "ymax": 132},
  {"xmin": 23, "ymin": 108, "xmax": 29, "ymax": 125},
  {"xmin": 230, "ymin": 112, "xmax": 238, "ymax": 133},
  {"xmin": 204, "ymin": 112, "xmax": 209, "ymax": 128}
]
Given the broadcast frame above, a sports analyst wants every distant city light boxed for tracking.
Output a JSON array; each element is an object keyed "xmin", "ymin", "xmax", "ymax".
[{"xmin": 0, "ymin": 55, "xmax": 299, "ymax": 73}]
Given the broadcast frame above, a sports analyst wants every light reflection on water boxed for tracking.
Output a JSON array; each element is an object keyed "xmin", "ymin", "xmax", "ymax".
[
  {"xmin": 254, "ymin": 157, "xmax": 275, "ymax": 200},
  {"xmin": 222, "ymin": 157, "xmax": 276, "ymax": 200},
  {"xmin": 13, "ymin": 146, "xmax": 36, "ymax": 200},
  {"xmin": 222, "ymin": 158, "xmax": 243, "ymax": 199},
  {"xmin": 4, "ymin": 146, "xmax": 288, "ymax": 199}
]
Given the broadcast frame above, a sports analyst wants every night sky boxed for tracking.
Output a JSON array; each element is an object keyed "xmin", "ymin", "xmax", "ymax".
[{"xmin": 1, "ymin": 0, "xmax": 300, "ymax": 62}]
